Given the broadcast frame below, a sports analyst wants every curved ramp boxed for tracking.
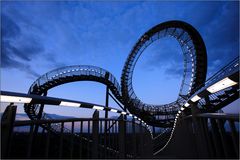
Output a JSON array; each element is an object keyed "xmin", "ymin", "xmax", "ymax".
[{"xmin": 24, "ymin": 65, "xmax": 122, "ymax": 120}]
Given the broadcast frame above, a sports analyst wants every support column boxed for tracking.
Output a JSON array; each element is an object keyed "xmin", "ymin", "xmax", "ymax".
[
  {"xmin": 105, "ymin": 86, "xmax": 109, "ymax": 119},
  {"xmin": 104, "ymin": 85, "xmax": 109, "ymax": 158},
  {"xmin": 34, "ymin": 91, "xmax": 47, "ymax": 134},
  {"xmin": 105, "ymin": 86, "xmax": 109, "ymax": 118},
  {"xmin": 92, "ymin": 110, "xmax": 99, "ymax": 158},
  {"xmin": 1, "ymin": 103, "xmax": 17, "ymax": 158},
  {"xmin": 104, "ymin": 72, "xmax": 110, "ymax": 119}
]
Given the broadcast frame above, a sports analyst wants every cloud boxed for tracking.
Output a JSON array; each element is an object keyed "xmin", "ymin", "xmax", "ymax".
[
  {"xmin": 1, "ymin": 47, "xmax": 40, "ymax": 78},
  {"xmin": 2, "ymin": 40, "xmax": 30, "ymax": 61},
  {"xmin": 165, "ymin": 68, "xmax": 183, "ymax": 79},
  {"xmin": 1, "ymin": 4, "xmax": 71, "ymax": 80},
  {"xmin": 135, "ymin": 1, "xmax": 238, "ymax": 79},
  {"xmin": 43, "ymin": 52, "xmax": 66, "ymax": 68},
  {"xmin": 137, "ymin": 38, "xmax": 183, "ymax": 79},
  {"xmin": 1, "ymin": 14, "xmax": 21, "ymax": 39},
  {"xmin": 202, "ymin": 2, "xmax": 239, "ymax": 77},
  {"xmin": 1, "ymin": 13, "xmax": 46, "ymax": 78},
  {"xmin": 1, "ymin": 1, "xmax": 238, "ymax": 81}
]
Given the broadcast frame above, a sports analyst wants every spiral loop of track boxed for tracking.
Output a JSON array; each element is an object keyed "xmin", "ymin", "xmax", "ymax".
[
  {"xmin": 121, "ymin": 20, "xmax": 207, "ymax": 118},
  {"xmin": 25, "ymin": 21, "xmax": 207, "ymax": 127}
]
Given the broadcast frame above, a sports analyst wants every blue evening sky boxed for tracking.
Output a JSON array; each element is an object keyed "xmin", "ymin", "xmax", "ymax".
[{"xmin": 1, "ymin": 1, "xmax": 239, "ymax": 117}]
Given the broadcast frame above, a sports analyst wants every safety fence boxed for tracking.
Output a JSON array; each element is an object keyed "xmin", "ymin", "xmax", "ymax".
[
  {"xmin": 1, "ymin": 104, "xmax": 152, "ymax": 159},
  {"xmin": 157, "ymin": 111, "xmax": 239, "ymax": 159}
]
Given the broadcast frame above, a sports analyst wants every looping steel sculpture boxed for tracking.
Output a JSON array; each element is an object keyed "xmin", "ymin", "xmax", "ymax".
[
  {"xmin": 25, "ymin": 65, "xmax": 122, "ymax": 120},
  {"xmin": 121, "ymin": 20, "xmax": 207, "ymax": 121},
  {"xmin": 25, "ymin": 20, "xmax": 207, "ymax": 127}
]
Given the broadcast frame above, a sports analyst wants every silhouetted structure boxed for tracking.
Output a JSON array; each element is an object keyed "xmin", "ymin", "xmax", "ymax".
[{"xmin": 1, "ymin": 20, "xmax": 239, "ymax": 159}]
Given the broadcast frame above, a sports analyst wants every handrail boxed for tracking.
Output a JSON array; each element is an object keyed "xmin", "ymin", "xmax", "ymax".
[
  {"xmin": 1, "ymin": 103, "xmax": 152, "ymax": 159},
  {"xmin": 7, "ymin": 118, "xmax": 144, "ymax": 127},
  {"xmin": 153, "ymin": 112, "xmax": 239, "ymax": 157},
  {"xmin": 192, "ymin": 56, "xmax": 239, "ymax": 93},
  {"xmin": 30, "ymin": 65, "xmax": 121, "ymax": 96},
  {"xmin": 205, "ymin": 56, "xmax": 239, "ymax": 85},
  {"xmin": 183, "ymin": 113, "xmax": 239, "ymax": 121},
  {"xmin": 153, "ymin": 128, "xmax": 171, "ymax": 140},
  {"xmin": 196, "ymin": 113, "xmax": 239, "ymax": 121}
]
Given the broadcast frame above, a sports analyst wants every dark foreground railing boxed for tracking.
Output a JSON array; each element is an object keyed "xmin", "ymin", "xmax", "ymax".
[
  {"xmin": 157, "ymin": 110, "xmax": 239, "ymax": 159},
  {"xmin": 2, "ymin": 103, "xmax": 239, "ymax": 159},
  {"xmin": 192, "ymin": 113, "xmax": 239, "ymax": 158},
  {"xmin": 1, "ymin": 104, "xmax": 152, "ymax": 159}
]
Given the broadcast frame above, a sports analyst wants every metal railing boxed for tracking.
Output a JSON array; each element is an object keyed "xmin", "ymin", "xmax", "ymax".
[
  {"xmin": 192, "ymin": 56, "xmax": 239, "ymax": 94},
  {"xmin": 1, "ymin": 104, "xmax": 152, "ymax": 159},
  {"xmin": 30, "ymin": 65, "xmax": 121, "ymax": 96},
  {"xmin": 191, "ymin": 113, "xmax": 239, "ymax": 158},
  {"xmin": 156, "ymin": 111, "xmax": 239, "ymax": 159},
  {"xmin": 153, "ymin": 128, "xmax": 171, "ymax": 154}
]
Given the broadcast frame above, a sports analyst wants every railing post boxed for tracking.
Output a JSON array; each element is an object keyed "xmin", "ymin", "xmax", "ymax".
[
  {"xmin": 210, "ymin": 118, "xmax": 223, "ymax": 158},
  {"xmin": 118, "ymin": 115, "xmax": 125, "ymax": 158},
  {"xmin": 142, "ymin": 125, "xmax": 153, "ymax": 158},
  {"xmin": 200, "ymin": 118, "xmax": 214, "ymax": 157},
  {"xmin": 179, "ymin": 117, "xmax": 198, "ymax": 157},
  {"xmin": 92, "ymin": 110, "xmax": 99, "ymax": 158},
  {"xmin": 58, "ymin": 122, "xmax": 64, "ymax": 158},
  {"xmin": 153, "ymin": 126, "xmax": 155, "ymax": 136},
  {"xmin": 139, "ymin": 121, "xmax": 144, "ymax": 158},
  {"xmin": 229, "ymin": 120, "xmax": 238, "ymax": 156},
  {"xmin": 217, "ymin": 119, "xmax": 231, "ymax": 158},
  {"xmin": 190, "ymin": 103, "xmax": 210, "ymax": 158},
  {"xmin": 79, "ymin": 121, "xmax": 83, "ymax": 158},
  {"xmin": 132, "ymin": 118, "xmax": 137, "ymax": 158},
  {"xmin": 70, "ymin": 121, "xmax": 75, "ymax": 158},
  {"xmin": 27, "ymin": 124, "xmax": 34, "ymax": 158},
  {"xmin": 1, "ymin": 103, "xmax": 17, "ymax": 158},
  {"xmin": 45, "ymin": 123, "xmax": 51, "ymax": 158}
]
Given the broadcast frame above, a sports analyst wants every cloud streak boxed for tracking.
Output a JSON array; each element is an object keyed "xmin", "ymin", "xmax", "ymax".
[
  {"xmin": 1, "ymin": 1, "xmax": 238, "ymax": 80},
  {"xmin": 133, "ymin": 1, "xmax": 238, "ymax": 79},
  {"xmin": 1, "ymin": 12, "xmax": 65, "ymax": 79},
  {"xmin": 1, "ymin": 14, "xmax": 44, "ymax": 78}
]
